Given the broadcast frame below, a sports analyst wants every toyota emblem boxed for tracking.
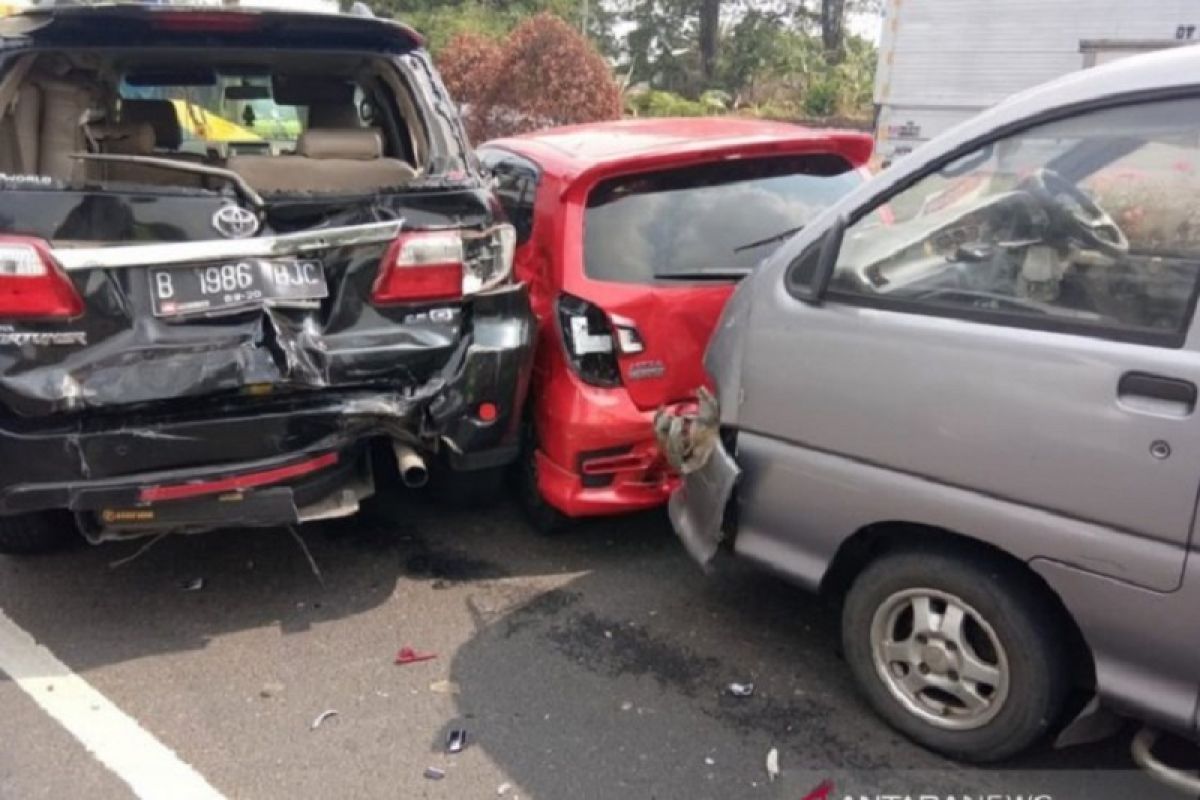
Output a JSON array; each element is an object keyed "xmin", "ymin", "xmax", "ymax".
[{"xmin": 212, "ymin": 204, "xmax": 260, "ymax": 239}]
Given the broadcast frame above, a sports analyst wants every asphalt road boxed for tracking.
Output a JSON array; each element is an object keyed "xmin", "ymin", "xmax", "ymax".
[{"xmin": 0, "ymin": 488, "xmax": 1188, "ymax": 800}]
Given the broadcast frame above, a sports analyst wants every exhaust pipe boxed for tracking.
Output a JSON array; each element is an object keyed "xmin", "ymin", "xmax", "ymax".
[
  {"xmin": 393, "ymin": 443, "xmax": 429, "ymax": 488},
  {"xmin": 1132, "ymin": 728, "xmax": 1200, "ymax": 796}
]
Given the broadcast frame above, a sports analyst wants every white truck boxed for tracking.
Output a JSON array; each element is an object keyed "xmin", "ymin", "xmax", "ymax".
[{"xmin": 874, "ymin": 0, "xmax": 1196, "ymax": 163}]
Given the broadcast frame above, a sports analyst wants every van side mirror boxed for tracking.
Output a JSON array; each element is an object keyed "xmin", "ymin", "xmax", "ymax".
[{"xmin": 787, "ymin": 215, "xmax": 845, "ymax": 305}]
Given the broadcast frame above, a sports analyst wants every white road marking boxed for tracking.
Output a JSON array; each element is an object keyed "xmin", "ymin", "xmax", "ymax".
[{"xmin": 0, "ymin": 607, "xmax": 225, "ymax": 800}]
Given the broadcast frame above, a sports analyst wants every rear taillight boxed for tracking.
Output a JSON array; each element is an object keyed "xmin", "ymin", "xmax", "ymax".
[
  {"xmin": 557, "ymin": 294, "xmax": 621, "ymax": 387},
  {"xmin": 371, "ymin": 225, "xmax": 515, "ymax": 305},
  {"xmin": 0, "ymin": 237, "xmax": 83, "ymax": 319},
  {"xmin": 609, "ymin": 313, "xmax": 645, "ymax": 354}
]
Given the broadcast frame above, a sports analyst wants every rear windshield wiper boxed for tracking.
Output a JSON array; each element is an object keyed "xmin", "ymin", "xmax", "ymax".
[
  {"xmin": 733, "ymin": 224, "xmax": 804, "ymax": 253},
  {"xmin": 655, "ymin": 270, "xmax": 749, "ymax": 281}
]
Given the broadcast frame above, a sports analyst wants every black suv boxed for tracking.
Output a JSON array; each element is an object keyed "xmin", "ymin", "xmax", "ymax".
[{"xmin": 0, "ymin": 5, "xmax": 533, "ymax": 552}]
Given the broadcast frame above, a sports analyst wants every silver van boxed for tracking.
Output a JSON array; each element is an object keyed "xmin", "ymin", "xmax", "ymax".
[{"xmin": 658, "ymin": 45, "xmax": 1200, "ymax": 789}]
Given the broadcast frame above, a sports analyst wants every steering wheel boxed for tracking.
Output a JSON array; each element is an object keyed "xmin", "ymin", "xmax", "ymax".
[{"xmin": 1022, "ymin": 168, "xmax": 1129, "ymax": 257}]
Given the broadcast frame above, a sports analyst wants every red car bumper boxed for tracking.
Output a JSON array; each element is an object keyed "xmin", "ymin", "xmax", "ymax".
[{"xmin": 534, "ymin": 372, "xmax": 682, "ymax": 518}]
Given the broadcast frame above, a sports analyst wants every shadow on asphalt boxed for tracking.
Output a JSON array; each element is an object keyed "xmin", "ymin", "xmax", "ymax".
[
  {"xmin": 0, "ymin": 479, "xmax": 1167, "ymax": 798},
  {"xmin": 435, "ymin": 504, "xmax": 1155, "ymax": 798}
]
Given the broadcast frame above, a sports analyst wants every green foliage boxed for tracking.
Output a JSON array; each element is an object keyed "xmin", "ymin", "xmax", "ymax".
[
  {"xmin": 625, "ymin": 89, "xmax": 707, "ymax": 117},
  {"xmin": 375, "ymin": 0, "xmax": 580, "ymax": 54},
  {"xmin": 363, "ymin": 0, "xmax": 879, "ymax": 122}
]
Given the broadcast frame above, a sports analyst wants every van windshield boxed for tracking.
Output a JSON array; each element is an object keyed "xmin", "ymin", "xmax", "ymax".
[{"xmin": 584, "ymin": 154, "xmax": 861, "ymax": 283}]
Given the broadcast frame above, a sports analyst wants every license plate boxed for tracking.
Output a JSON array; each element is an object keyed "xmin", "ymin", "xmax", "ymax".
[{"xmin": 149, "ymin": 259, "xmax": 328, "ymax": 318}]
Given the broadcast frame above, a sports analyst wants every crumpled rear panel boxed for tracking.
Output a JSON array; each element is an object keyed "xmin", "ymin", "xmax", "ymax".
[{"xmin": 0, "ymin": 188, "xmax": 495, "ymax": 418}]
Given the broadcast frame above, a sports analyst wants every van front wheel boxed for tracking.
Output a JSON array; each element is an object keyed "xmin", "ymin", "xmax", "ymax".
[{"xmin": 842, "ymin": 547, "xmax": 1068, "ymax": 763}]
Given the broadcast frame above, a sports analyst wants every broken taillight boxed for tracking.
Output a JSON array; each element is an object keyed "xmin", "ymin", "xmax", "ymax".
[
  {"xmin": 371, "ymin": 225, "xmax": 515, "ymax": 305},
  {"xmin": 557, "ymin": 293, "xmax": 621, "ymax": 387},
  {"xmin": 0, "ymin": 237, "xmax": 84, "ymax": 320}
]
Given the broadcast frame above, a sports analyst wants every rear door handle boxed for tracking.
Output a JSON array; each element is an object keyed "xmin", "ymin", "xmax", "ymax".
[{"xmin": 1118, "ymin": 372, "xmax": 1197, "ymax": 416}]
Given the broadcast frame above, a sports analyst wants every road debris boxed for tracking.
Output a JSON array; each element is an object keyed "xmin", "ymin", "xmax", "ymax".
[
  {"xmin": 766, "ymin": 747, "xmax": 780, "ymax": 782},
  {"xmin": 726, "ymin": 682, "xmax": 754, "ymax": 698},
  {"xmin": 704, "ymin": 757, "xmax": 715, "ymax": 766},
  {"xmin": 620, "ymin": 701, "xmax": 634, "ymax": 712},
  {"xmin": 429, "ymin": 680, "xmax": 460, "ymax": 695},
  {"xmin": 259, "ymin": 682, "xmax": 285, "ymax": 699},
  {"xmin": 395, "ymin": 646, "xmax": 437, "ymax": 665},
  {"xmin": 287, "ymin": 526, "xmax": 324, "ymax": 586},
  {"xmin": 108, "ymin": 533, "xmax": 167, "ymax": 569},
  {"xmin": 310, "ymin": 709, "xmax": 339, "ymax": 730},
  {"xmin": 445, "ymin": 728, "xmax": 468, "ymax": 754},
  {"xmin": 181, "ymin": 578, "xmax": 205, "ymax": 592},
  {"xmin": 423, "ymin": 767, "xmax": 446, "ymax": 781},
  {"xmin": 497, "ymin": 782, "xmax": 513, "ymax": 795}
]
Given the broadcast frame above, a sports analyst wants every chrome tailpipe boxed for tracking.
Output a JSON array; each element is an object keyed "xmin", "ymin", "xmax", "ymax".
[{"xmin": 393, "ymin": 443, "xmax": 429, "ymax": 488}]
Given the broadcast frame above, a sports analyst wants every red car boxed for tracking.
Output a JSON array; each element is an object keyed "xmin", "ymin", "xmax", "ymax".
[{"xmin": 479, "ymin": 118, "xmax": 872, "ymax": 530}]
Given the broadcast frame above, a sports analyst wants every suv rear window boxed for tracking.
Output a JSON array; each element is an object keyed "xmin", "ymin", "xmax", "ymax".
[
  {"xmin": 0, "ymin": 49, "xmax": 439, "ymax": 199},
  {"xmin": 584, "ymin": 154, "xmax": 860, "ymax": 283}
]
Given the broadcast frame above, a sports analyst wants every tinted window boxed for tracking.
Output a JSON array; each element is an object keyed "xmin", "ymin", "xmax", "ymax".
[
  {"xmin": 479, "ymin": 150, "xmax": 539, "ymax": 245},
  {"xmin": 584, "ymin": 154, "xmax": 861, "ymax": 283},
  {"xmin": 831, "ymin": 98, "xmax": 1200, "ymax": 345}
]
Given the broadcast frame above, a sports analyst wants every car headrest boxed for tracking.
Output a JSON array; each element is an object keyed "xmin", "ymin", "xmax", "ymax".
[
  {"xmin": 92, "ymin": 122, "xmax": 156, "ymax": 155},
  {"xmin": 297, "ymin": 129, "xmax": 381, "ymax": 161},
  {"xmin": 119, "ymin": 99, "xmax": 182, "ymax": 150},
  {"xmin": 307, "ymin": 103, "xmax": 361, "ymax": 129}
]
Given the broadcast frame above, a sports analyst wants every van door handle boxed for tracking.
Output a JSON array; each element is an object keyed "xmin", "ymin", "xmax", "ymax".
[{"xmin": 1118, "ymin": 372, "xmax": 1197, "ymax": 416}]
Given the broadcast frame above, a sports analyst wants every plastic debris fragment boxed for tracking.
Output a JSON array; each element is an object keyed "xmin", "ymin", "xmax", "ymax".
[
  {"xmin": 446, "ymin": 728, "xmax": 468, "ymax": 754},
  {"xmin": 310, "ymin": 710, "xmax": 339, "ymax": 730},
  {"xmin": 766, "ymin": 748, "xmax": 780, "ymax": 782},
  {"xmin": 395, "ymin": 646, "xmax": 437, "ymax": 665}
]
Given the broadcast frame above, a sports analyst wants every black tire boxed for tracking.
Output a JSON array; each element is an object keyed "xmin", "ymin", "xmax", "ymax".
[
  {"xmin": 517, "ymin": 430, "xmax": 571, "ymax": 536},
  {"xmin": 0, "ymin": 511, "xmax": 80, "ymax": 556},
  {"xmin": 842, "ymin": 545, "xmax": 1069, "ymax": 763}
]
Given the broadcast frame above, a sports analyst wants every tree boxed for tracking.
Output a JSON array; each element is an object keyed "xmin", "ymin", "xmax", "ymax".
[
  {"xmin": 438, "ymin": 14, "xmax": 622, "ymax": 142},
  {"xmin": 698, "ymin": 0, "xmax": 721, "ymax": 81},
  {"xmin": 819, "ymin": 0, "xmax": 845, "ymax": 62},
  {"xmin": 436, "ymin": 31, "xmax": 503, "ymax": 114}
]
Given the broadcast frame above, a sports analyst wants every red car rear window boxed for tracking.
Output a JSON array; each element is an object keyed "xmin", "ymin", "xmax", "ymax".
[{"xmin": 584, "ymin": 153, "xmax": 860, "ymax": 283}]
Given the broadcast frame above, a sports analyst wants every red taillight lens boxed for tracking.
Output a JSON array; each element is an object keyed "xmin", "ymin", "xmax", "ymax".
[
  {"xmin": 372, "ymin": 231, "xmax": 464, "ymax": 305},
  {"xmin": 0, "ymin": 237, "xmax": 83, "ymax": 319}
]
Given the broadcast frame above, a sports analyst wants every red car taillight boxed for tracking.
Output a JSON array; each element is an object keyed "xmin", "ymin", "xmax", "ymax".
[
  {"xmin": 0, "ymin": 237, "xmax": 83, "ymax": 319},
  {"xmin": 558, "ymin": 293, "xmax": 650, "ymax": 388},
  {"xmin": 371, "ymin": 225, "xmax": 516, "ymax": 305}
]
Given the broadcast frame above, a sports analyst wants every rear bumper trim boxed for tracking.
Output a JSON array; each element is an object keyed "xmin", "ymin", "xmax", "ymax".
[
  {"xmin": 140, "ymin": 452, "xmax": 339, "ymax": 502},
  {"xmin": 53, "ymin": 220, "xmax": 402, "ymax": 271}
]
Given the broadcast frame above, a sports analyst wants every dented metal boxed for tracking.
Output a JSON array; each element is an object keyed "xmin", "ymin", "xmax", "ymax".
[{"xmin": 655, "ymin": 387, "xmax": 739, "ymax": 566}]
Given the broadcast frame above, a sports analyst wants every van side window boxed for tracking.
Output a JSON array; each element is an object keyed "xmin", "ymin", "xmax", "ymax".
[
  {"xmin": 479, "ymin": 149, "xmax": 539, "ymax": 245},
  {"xmin": 830, "ymin": 98, "xmax": 1200, "ymax": 346}
]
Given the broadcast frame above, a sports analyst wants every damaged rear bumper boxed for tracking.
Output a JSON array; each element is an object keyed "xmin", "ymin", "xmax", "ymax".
[
  {"xmin": 0, "ymin": 285, "xmax": 534, "ymax": 531},
  {"xmin": 654, "ymin": 388, "xmax": 740, "ymax": 565}
]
